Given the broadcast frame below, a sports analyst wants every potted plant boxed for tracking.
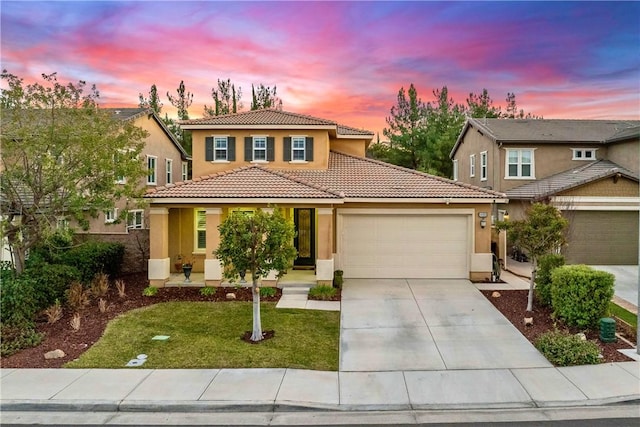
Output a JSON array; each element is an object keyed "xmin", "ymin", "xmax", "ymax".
[
  {"xmin": 182, "ymin": 258, "xmax": 193, "ymax": 283},
  {"xmin": 333, "ymin": 270, "xmax": 344, "ymax": 288},
  {"xmin": 174, "ymin": 254, "xmax": 183, "ymax": 272}
]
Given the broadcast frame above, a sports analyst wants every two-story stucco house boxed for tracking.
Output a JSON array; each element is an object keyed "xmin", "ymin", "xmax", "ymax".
[
  {"xmin": 80, "ymin": 108, "xmax": 190, "ymax": 272},
  {"xmin": 450, "ymin": 118, "xmax": 639, "ymax": 265},
  {"xmin": 144, "ymin": 109, "xmax": 506, "ymax": 287}
]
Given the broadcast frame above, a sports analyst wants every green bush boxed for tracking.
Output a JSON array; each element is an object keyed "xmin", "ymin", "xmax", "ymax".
[
  {"xmin": 200, "ymin": 286, "xmax": 216, "ymax": 296},
  {"xmin": 24, "ymin": 263, "xmax": 81, "ymax": 312},
  {"xmin": 27, "ymin": 229, "xmax": 74, "ymax": 266},
  {"xmin": 535, "ymin": 330, "xmax": 601, "ymax": 366},
  {"xmin": 59, "ymin": 241, "xmax": 125, "ymax": 283},
  {"xmin": 309, "ymin": 285, "xmax": 336, "ymax": 300},
  {"xmin": 0, "ymin": 275, "xmax": 39, "ymax": 326},
  {"xmin": 551, "ymin": 265, "xmax": 615, "ymax": 328},
  {"xmin": 142, "ymin": 286, "xmax": 158, "ymax": 297},
  {"xmin": 0, "ymin": 323, "xmax": 44, "ymax": 357},
  {"xmin": 259, "ymin": 287, "xmax": 276, "ymax": 298},
  {"xmin": 535, "ymin": 254, "xmax": 565, "ymax": 306}
]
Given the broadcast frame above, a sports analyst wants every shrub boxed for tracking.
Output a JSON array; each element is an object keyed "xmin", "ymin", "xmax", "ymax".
[
  {"xmin": 535, "ymin": 330, "xmax": 601, "ymax": 366},
  {"xmin": 115, "ymin": 279, "xmax": 126, "ymax": 298},
  {"xmin": 70, "ymin": 312, "xmax": 81, "ymax": 331},
  {"xmin": 259, "ymin": 287, "xmax": 276, "ymax": 298},
  {"xmin": 90, "ymin": 272, "xmax": 110, "ymax": 298},
  {"xmin": 0, "ymin": 275, "xmax": 39, "ymax": 326},
  {"xmin": 44, "ymin": 300, "xmax": 63, "ymax": 324},
  {"xmin": 309, "ymin": 285, "xmax": 336, "ymax": 300},
  {"xmin": 142, "ymin": 286, "xmax": 158, "ymax": 297},
  {"xmin": 24, "ymin": 263, "xmax": 81, "ymax": 311},
  {"xmin": 535, "ymin": 254, "xmax": 565, "ymax": 306},
  {"xmin": 333, "ymin": 270, "xmax": 344, "ymax": 289},
  {"xmin": 59, "ymin": 241, "xmax": 125, "ymax": 283},
  {"xmin": 200, "ymin": 286, "xmax": 216, "ymax": 296},
  {"xmin": 551, "ymin": 265, "xmax": 615, "ymax": 329},
  {"xmin": 66, "ymin": 281, "xmax": 90, "ymax": 312},
  {"xmin": 0, "ymin": 323, "xmax": 44, "ymax": 357}
]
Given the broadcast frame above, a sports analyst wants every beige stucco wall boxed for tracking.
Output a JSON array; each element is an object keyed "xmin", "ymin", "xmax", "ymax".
[
  {"xmin": 606, "ymin": 140, "xmax": 639, "ymax": 174},
  {"xmin": 558, "ymin": 176, "xmax": 638, "ymax": 197},
  {"xmin": 330, "ymin": 139, "xmax": 367, "ymax": 157},
  {"xmin": 452, "ymin": 128, "xmax": 498, "ymax": 189}
]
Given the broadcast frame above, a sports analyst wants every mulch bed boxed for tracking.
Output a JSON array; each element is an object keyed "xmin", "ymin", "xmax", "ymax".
[
  {"xmin": 3, "ymin": 275, "xmax": 635, "ymax": 368},
  {"xmin": 480, "ymin": 289, "xmax": 637, "ymax": 364}
]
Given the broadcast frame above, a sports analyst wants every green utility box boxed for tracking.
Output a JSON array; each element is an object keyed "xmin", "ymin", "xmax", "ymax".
[{"xmin": 599, "ymin": 317, "xmax": 616, "ymax": 343}]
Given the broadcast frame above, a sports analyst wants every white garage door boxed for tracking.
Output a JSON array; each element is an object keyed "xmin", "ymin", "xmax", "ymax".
[{"xmin": 340, "ymin": 213, "xmax": 470, "ymax": 278}]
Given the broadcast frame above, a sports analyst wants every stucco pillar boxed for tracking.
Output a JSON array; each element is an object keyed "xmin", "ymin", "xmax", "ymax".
[
  {"xmin": 205, "ymin": 208, "xmax": 223, "ymax": 286},
  {"xmin": 316, "ymin": 208, "xmax": 334, "ymax": 286},
  {"xmin": 148, "ymin": 207, "xmax": 170, "ymax": 287}
]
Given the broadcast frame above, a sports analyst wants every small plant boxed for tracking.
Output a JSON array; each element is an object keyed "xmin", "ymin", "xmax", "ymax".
[
  {"xmin": 0, "ymin": 324, "xmax": 44, "ymax": 357},
  {"xmin": 333, "ymin": 270, "xmax": 344, "ymax": 288},
  {"xmin": 70, "ymin": 312, "xmax": 81, "ymax": 332},
  {"xmin": 90, "ymin": 272, "xmax": 110, "ymax": 298},
  {"xmin": 142, "ymin": 286, "xmax": 159, "ymax": 297},
  {"xmin": 200, "ymin": 286, "xmax": 216, "ymax": 296},
  {"xmin": 535, "ymin": 330, "xmax": 601, "ymax": 366},
  {"xmin": 66, "ymin": 281, "xmax": 90, "ymax": 312},
  {"xmin": 260, "ymin": 287, "xmax": 276, "ymax": 298},
  {"xmin": 44, "ymin": 300, "xmax": 63, "ymax": 324},
  {"xmin": 98, "ymin": 298, "xmax": 107, "ymax": 313},
  {"xmin": 309, "ymin": 285, "xmax": 337, "ymax": 300},
  {"xmin": 115, "ymin": 279, "xmax": 126, "ymax": 298}
]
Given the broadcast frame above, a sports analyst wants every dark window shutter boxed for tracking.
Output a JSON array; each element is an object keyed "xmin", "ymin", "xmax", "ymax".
[
  {"xmin": 283, "ymin": 137, "xmax": 292, "ymax": 161},
  {"xmin": 205, "ymin": 137, "xmax": 214, "ymax": 161},
  {"xmin": 306, "ymin": 137, "xmax": 314, "ymax": 161},
  {"xmin": 244, "ymin": 137, "xmax": 252, "ymax": 161},
  {"xmin": 267, "ymin": 137, "xmax": 275, "ymax": 161},
  {"xmin": 228, "ymin": 137, "xmax": 236, "ymax": 161}
]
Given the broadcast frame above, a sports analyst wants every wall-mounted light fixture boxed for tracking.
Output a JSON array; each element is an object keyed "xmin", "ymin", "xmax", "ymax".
[
  {"xmin": 503, "ymin": 211, "xmax": 510, "ymax": 221},
  {"xmin": 478, "ymin": 212, "xmax": 487, "ymax": 229}
]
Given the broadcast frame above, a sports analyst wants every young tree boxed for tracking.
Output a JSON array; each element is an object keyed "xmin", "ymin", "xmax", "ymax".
[
  {"xmin": 250, "ymin": 84, "xmax": 282, "ymax": 110},
  {"xmin": 0, "ymin": 70, "xmax": 148, "ymax": 273},
  {"xmin": 138, "ymin": 84, "xmax": 163, "ymax": 115},
  {"xmin": 204, "ymin": 78, "xmax": 242, "ymax": 117},
  {"xmin": 215, "ymin": 208, "xmax": 296, "ymax": 341},
  {"xmin": 504, "ymin": 92, "xmax": 540, "ymax": 119},
  {"xmin": 167, "ymin": 80, "xmax": 193, "ymax": 120},
  {"xmin": 497, "ymin": 203, "xmax": 568, "ymax": 312}
]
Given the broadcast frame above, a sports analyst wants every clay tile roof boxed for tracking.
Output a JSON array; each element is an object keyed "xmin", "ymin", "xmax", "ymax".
[
  {"xmin": 287, "ymin": 152, "xmax": 505, "ymax": 199},
  {"xmin": 506, "ymin": 159, "xmax": 639, "ymax": 200},
  {"xmin": 145, "ymin": 165, "xmax": 342, "ymax": 199}
]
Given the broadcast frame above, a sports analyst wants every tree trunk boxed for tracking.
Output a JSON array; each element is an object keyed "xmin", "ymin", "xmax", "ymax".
[
  {"xmin": 526, "ymin": 258, "xmax": 537, "ymax": 312},
  {"xmin": 250, "ymin": 279, "xmax": 263, "ymax": 341}
]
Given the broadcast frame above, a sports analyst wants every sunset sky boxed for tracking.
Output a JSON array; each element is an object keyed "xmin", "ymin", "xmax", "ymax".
[{"xmin": 2, "ymin": 1, "xmax": 639, "ymax": 138}]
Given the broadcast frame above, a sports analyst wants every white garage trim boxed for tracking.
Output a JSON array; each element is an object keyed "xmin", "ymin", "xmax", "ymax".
[{"xmin": 336, "ymin": 209, "xmax": 474, "ymax": 279}]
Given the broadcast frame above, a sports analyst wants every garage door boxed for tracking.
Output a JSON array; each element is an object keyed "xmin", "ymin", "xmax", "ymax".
[
  {"xmin": 340, "ymin": 213, "xmax": 470, "ymax": 278},
  {"xmin": 563, "ymin": 211, "xmax": 639, "ymax": 265}
]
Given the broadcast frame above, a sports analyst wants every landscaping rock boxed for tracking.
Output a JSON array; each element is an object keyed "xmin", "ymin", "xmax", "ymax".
[
  {"xmin": 491, "ymin": 291, "xmax": 501, "ymax": 298},
  {"xmin": 524, "ymin": 317, "xmax": 534, "ymax": 326},
  {"xmin": 44, "ymin": 349, "xmax": 65, "ymax": 359},
  {"xmin": 226, "ymin": 292, "xmax": 236, "ymax": 300}
]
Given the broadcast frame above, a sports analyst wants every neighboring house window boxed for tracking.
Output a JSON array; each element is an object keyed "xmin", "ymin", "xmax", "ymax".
[
  {"xmin": 452, "ymin": 159, "xmax": 458, "ymax": 181},
  {"xmin": 469, "ymin": 154, "xmax": 476, "ymax": 177},
  {"xmin": 244, "ymin": 136, "xmax": 274, "ymax": 162},
  {"xmin": 166, "ymin": 159, "xmax": 173, "ymax": 184},
  {"xmin": 572, "ymin": 148, "xmax": 597, "ymax": 160},
  {"xmin": 284, "ymin": 136, "xmax": 314, "ymax": 162},
  {"xmin": 181, "ymin": 162, "xmax": 188, "ymax": 181},
  {"xmin": 105, "ymin": 208, "xmax": 118, "ymax": 224},
  {"xmin": 114, "ymin": 152, "xmax": 126, "ymax": 184},
  {"xmin": 480, "ymin": 151, "xmax": 488, "ymax": 181},
  {"xmin": 505, "ymin": 149, "xmax": 534, "ymax": 179},
  {"xmin": 206, "ymin": 136, "xmax": 235, "ymax": 162},
  {"xmin": 56, "ymin": 217, "xmax": 68, "ymax": 230},
  {"xmin": 195, "ymin": 210, "xmax": 206, "ymax": 251},
  {"xmin": 127, "ymin": 210, "xmax": 144, "ymax": 229},
  {"xmin": 147, "ymin": 155, "xmax": 157, "ymax": 185}
]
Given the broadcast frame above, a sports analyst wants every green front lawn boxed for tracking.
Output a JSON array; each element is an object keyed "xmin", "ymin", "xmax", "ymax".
[
  {"xmin": 608, "ymin": 302, "xmax": 638, "ymax": 329},
  {"xmin": 66, "ymin": 302, "xmax": 340, "ymax": 370}
]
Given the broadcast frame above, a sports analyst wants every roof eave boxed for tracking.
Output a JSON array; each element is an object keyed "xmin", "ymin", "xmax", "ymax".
[
  {"xmin": 345, "ymin": 197, "xmax": 509, "ymax": 204},
  {"xmin": 180, "ymin": 124, "xmax": 336, "ymax": 131},
  {"xmin": 146, "ymin": 197, "xmax": 344, "ymax": 205}
]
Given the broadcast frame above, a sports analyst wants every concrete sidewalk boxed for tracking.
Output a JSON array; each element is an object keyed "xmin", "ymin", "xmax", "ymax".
[{"xmin": 1, "ymin": 363, "xmax": 639, "ymax": 413}]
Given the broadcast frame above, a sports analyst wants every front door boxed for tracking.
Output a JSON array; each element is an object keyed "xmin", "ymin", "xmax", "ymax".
[{"xmin": 294, "ymin": 208, "xmax": 315, "ymax": 268}]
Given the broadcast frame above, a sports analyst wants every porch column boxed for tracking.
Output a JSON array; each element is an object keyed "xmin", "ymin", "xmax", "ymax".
[
  {"xmin": 148, "ymin": 207, "xmax": 170, "ymax": 287},
  {"xmin": 205, "ymin": 208, "xmax": 223, "ymax": 286},
  {"xmin": 316, "ymin": 208, "xmax": 334, "ymax": 286}
]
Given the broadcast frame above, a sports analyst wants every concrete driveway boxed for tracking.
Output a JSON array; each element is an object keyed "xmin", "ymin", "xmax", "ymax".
[{"xmin": 340, "ymin": 279, "xmax": 551, "ymax": 372}]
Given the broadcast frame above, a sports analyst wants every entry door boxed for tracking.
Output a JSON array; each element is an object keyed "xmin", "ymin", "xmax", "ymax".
[{"xmin": 294, "ymin": 208, "xmax": 315, "ymax": 267}]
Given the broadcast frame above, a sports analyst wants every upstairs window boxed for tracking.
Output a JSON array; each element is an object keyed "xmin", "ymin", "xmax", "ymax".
[
  {"xmin": 127, "ymin": 210, "xmax": 144, "ymax": 230},
  {"xmin": 244, "ymin": 136, "xmax": 274, "ymax": 162},
  {"xmin": 572, "ymin": 148, "xmax": 597, "ymax": 161},
  {"xmin": 181, "ymin": 162, "xmax": 188, "ymax": 181},
  {"xmin": 284, "ymin": 136, "xmax": 314, "ymax": 162},
  {"xmin": 469, "ymin": 154, "xmax": 476, "ymax": 177},
  {"xmin": 480, "ymin": 151, "xmax": 488, "ymax": 181},
  {"xmin": 105, "ymin": 208, "xmax": 118, "ymax": 224},
  {"xmin": 166, "ymin": 159, "xmax": 173, "ymax": 184},
  {"xmin": 253, "ymin": 136, "xmax": 267, "ymax": 161},
  {"xmin": 452, "ymin": 159, "xmax": 458, "ymax": 181},
  {"xmin": 147, "ymin": 155, "xmax": 157, "ymax": 185},
  {"xmin": 205, "ymin": 136, "xmax": 235, "ymax": 162},
  {"xmin": 506, "ymin": 149, "xmax": 534, "ymax": 179}
]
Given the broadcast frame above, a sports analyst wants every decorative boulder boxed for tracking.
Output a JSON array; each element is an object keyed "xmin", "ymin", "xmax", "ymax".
[
  {"xmin": 491, "ymin": 291, "xmax": 501, "ymax": 298},
  {"xmin": 524, "ymin": 317, "xmax": 534, "ymax": 326},
  {"xmin": 226, "ymin": 293, "xmax": 236, "ymax": 300},
  {"xmin": 44, "ymin": 349, "xmax": 65, "ymax": 359}
]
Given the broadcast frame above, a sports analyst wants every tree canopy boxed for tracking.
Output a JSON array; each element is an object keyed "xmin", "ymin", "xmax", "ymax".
[
  {"xmin": 204, "ymin": 78, "xmax": 242, "ymax": 117},
  {"xmin": 250, "ymin": 84, "xmax": 282, "ymax": 110},
  {"xmin": 1, "ymin": 70, "xmax": 148, "ymax": 273}
]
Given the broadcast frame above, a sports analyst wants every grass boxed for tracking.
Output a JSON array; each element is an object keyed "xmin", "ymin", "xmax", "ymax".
[
  {"xmin": 65, "ymin": 302, "xmax": 339, "ymax": 371},
  {"xmin": 608, "ymin": 302, "xmax": 637, "ymax": 328}
]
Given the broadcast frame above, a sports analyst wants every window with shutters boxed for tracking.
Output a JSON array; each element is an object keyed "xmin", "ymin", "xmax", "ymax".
[
  {"xmin": 195, "ymin": 210, "xmax": 206, "ymax": 251},
  {"xmin": 206, "ymin": 136, "xmax": 235, "ymax": 162},
  {"xmin": 283, "ymin": 136, "xmax": 313, "ymax": 162},
  {"xmin": 292, "ymin": 136, "xmax": 306, "ymax": 161},
  {"xmin": 253, "ymin": 136, "xmax": 267, "ymax": 161},
  {"xmin": 214, "ymin": 137, "xmax": 228, "ymax": 161}
]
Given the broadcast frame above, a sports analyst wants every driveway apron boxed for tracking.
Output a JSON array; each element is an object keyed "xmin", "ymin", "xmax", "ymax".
[{"xmin": 339, "ymin": 279, "xmax": 551, "ymax": 372}]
